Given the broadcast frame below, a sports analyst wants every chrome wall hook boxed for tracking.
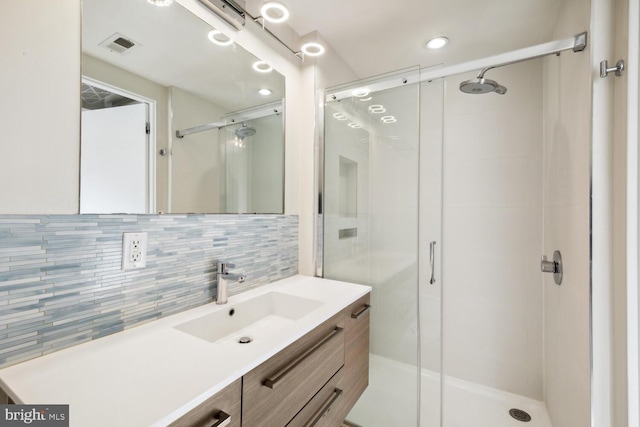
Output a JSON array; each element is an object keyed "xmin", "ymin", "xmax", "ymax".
[
  {"xmin": 541, "ymin": 250, "xmax": 563, "ymax": 285},
  {"xmin": 600, "ymin": 59, "xmax": 625, "ymax": 78}
]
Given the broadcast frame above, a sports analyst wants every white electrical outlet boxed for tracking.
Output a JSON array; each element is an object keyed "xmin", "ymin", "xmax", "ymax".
[{"xmin": 122, "ymin": 232, "xmax": 147, "ymax": 270}]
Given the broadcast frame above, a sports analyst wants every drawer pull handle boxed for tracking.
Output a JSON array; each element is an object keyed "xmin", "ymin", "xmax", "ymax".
[
  {"xmin": 207, "ymin": 411, "xmax": 231, "ymax": 427},
  {"xmin": 304, "ymin": 388, "xmax": 344, "ymax": 427},
  {"xmin": 350, "ymin": 304, "xmax": 371, "ymax": 319},
  {"xmin": 263, "ymin": 327, "xmax": 343, "ymax": 389}
]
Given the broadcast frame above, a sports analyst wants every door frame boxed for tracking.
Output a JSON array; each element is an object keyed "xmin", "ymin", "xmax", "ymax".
[{"xmin": 81, "ymin": 76, "xmax": 157, "ymax": 213}]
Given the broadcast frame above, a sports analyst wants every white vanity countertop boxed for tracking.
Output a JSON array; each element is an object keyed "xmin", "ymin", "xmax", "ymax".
[{"xmin": 0, "ymin": 275, "xmax": 371, "ymax": 427}]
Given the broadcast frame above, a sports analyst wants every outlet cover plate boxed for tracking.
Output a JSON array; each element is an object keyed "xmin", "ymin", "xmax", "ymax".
[{"xmin": 122, "ymin": 232, "xmax": 147, "ymax": 270}]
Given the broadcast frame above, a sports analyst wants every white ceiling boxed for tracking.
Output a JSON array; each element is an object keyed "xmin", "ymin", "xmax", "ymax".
[
  {"xmin": 262, "ymin": 0, "xmax": 570, "ymax": 78},
  {"xmin": 83, "ymin": 0, "xmax": 579, "ymax": 105}
]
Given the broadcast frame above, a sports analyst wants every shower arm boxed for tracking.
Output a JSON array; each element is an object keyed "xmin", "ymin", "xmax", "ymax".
[{"xmin": 476, "ymin": 67, "xmax": 497, "ymax": 79}]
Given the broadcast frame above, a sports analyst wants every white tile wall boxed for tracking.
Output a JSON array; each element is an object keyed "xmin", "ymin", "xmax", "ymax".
[{"xmin": 441, "ymin": 60, "xmax": 545, "ymax": 400}]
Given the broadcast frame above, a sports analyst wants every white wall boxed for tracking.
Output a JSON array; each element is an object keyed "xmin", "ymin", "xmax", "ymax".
[
  {"xmin": 542, "ymin": 0, "xmax": 591, "ymax": 425},
  {"xmin": 0, "ymin": 0, "xmax": 81, "ymax": 213},
  {"xmin": 441, "ymin": 61, "xmax": 545, "ymax": 400}
]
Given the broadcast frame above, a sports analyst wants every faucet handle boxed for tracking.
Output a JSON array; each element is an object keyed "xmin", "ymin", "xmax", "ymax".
[{"xmin": 218, "ymin": 261, "xmax": 235, "ymax": 274}]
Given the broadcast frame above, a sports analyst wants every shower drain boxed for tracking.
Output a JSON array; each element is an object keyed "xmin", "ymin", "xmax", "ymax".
[{"xmin": 509, "ymin": 408, "xmax": 532, "ymax": 422}]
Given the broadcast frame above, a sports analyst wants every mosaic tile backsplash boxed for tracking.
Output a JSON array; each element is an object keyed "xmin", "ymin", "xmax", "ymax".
[{"xmin": 0, "ymin": 214, "xmax": 298, "ymax": 369}]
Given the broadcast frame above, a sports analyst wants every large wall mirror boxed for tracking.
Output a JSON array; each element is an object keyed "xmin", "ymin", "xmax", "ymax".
[{"xmin": 82, "ymin": 0, "xmax": 285, "ymax": 214}]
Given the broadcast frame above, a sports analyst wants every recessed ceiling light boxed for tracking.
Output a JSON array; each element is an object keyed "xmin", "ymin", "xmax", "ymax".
[
  {"xmin": 261, "ymin": 1, "xmax": 290, "ymax": 23},
  {"xmin": 207, "ymin": 30, "xmax": 233, "ymax": 46},
  {"xmin": 348, "ymin": 122, "xmax": 362, "ymax": 129},
  {"xmin": 147, "ymin": 0, "xmax": 173, "ymax": 6},
  {"xmin": 381, "ymin": 116, "xmax": 397, "ymax": 124},
  {"xmin": 301, "ymin": 42, "xmax": 325, "ymax": 57},
  {"xmin": 252, "ymin": 61, "xmax": 273, "ymax": 73},
  {"xmin": 258, "ymin": 88, "xmax": 272, "ymax": 96},
  {"xmin": 426, "ymin": 36, "xmax": 449, "ymax": 50}
]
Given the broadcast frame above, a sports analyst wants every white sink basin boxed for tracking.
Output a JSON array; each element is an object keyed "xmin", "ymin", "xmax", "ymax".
[{"xmin": 174, "ymin": 292, "xmax": 324, "ymax": 344}]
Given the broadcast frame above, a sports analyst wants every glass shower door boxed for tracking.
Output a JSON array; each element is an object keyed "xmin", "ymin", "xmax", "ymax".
[{"xmin": 322, "ymin": 68, "xmax": 431, "ymax": 426}]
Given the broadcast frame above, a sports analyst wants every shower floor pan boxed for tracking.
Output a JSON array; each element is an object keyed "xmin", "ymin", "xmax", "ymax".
[{"xmin": 346, "ymin": 354, "xmax": 552, "ymax": 427}]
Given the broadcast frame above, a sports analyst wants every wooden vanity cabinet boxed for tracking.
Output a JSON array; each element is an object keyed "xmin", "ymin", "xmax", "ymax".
[
  {"xmin": 269, "ymin": 293, "xmax": 371, "ymax": 427},
  {"xmin": 169, "ymin": 378, "xmax": 241, "ymax": 427},
  {"xmin": 242, "ymin": 312, "xmax": 346, "ymax": 426},
  {"xmin": 307, "ymin": 294, "xmax": 371, "ymax": 427},
  {"xmin": 175, "ymin": 292, "xmax": 371, "ymax": 427}
]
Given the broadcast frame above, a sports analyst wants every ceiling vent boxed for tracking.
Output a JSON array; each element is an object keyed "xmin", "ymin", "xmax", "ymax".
[
  {"xmin": 98, "ymin": 33, "xmax": 141, "ymax": 55},
  {"xmin": 197, "ymin": 0, "xmax": 246, "ymax": 31}
]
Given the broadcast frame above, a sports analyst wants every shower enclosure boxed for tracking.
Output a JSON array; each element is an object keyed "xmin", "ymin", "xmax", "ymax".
[{"xmin": 319, "ymin": 33, "xmax": 591, "ymax": 427}]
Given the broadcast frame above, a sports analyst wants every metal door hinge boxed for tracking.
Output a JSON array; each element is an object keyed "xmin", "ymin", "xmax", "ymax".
[{"xmin": 145, "ymin": 123, "xmax": 150, "ymax": 134}]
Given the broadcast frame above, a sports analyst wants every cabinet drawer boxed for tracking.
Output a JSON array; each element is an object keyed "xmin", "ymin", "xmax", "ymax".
[
  {"xmin": 242, "ymin": 314, "xmax": 345, "ymax": 427},
  {"xmin": 169, "ymin": 379, "xmax": 241, "ymax": 427},
  {"xmin": 335, "ymin": 294, "xmax": 371, "ymax": 422},
  {"xmin": 287, "ymin": 368, "xmax": 344, "ymax": 427}
]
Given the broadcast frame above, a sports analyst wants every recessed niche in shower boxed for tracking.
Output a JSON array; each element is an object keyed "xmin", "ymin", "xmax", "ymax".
[
  {"xmin": 339, "ymin": 155, "xmax": 357, "ymax": 218},
  {"xmin": 338, "ymin": 227, "xmax": 358, "ymax": 240}
]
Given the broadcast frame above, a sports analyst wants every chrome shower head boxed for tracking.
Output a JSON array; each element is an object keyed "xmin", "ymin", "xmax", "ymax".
[
  {"xmin": 494, "ymin": 84, "xmax": 508, "ymax": 95},
  {"xmin": 235, "ymin": 124, "xmax": 257, "ymax": 140},
  {"xmin": 459, "ymin": 77, "xmax": 500, "ymax": 94},
  {"xmin": 459, "ymin": 68, "xmax": 507, "ymax": 95}
]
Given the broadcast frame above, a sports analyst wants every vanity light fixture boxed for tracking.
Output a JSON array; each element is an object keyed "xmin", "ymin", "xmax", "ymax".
[
  {"xmin": 426, "ymin": 36, "xmax": 449, "ymax": 49},
  {"xmin": 252, "ymin": 61, "xmax": 273, "ymax": 73},
  {"xmin": 148, "ymin": 0, "xmax": 173, "ymax": 6},
  {"xmin": 258, "ymin": 88, "xmax": 273, "ymax": 95},
  {"xmin": 300, "ymin": 42, "xmax": 325, "ymax": 57},
  {"xmin": 260, "ymin": 1, "xmax": 290, "ymax": 23},
  {"xmin": 197, "ymin": 0, "xmax": 323, "ymax": 62},
  {"xmin": 207, "ymin": 30, "xmax": 233, "ymax": 46}
]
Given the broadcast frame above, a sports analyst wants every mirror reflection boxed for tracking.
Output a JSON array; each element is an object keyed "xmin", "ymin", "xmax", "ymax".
[{"xmin": 81, "ymin": 0, "xmax": 285, "ymax": 214}]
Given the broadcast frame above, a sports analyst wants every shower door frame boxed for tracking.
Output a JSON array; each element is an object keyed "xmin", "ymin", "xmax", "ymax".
[{"xmin": 315, "ymin": 31, "xmax": 593, "ymax": 427}]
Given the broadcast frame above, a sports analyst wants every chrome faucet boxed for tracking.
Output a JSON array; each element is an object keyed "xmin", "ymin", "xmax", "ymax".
[{"xmin": 216, "ymin": 262, "xmax": 245, "ymax": 304}]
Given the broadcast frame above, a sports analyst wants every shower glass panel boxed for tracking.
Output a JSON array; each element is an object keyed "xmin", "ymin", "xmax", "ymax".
[{"xmin": 323, "ymin": 68, "xmax": 431, "ymax": 426}]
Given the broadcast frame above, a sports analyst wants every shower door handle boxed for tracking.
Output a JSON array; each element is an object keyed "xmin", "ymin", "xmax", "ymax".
[{"xmin": 429, "ymin": 241, "xmax": 436, "ymax": 285}]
